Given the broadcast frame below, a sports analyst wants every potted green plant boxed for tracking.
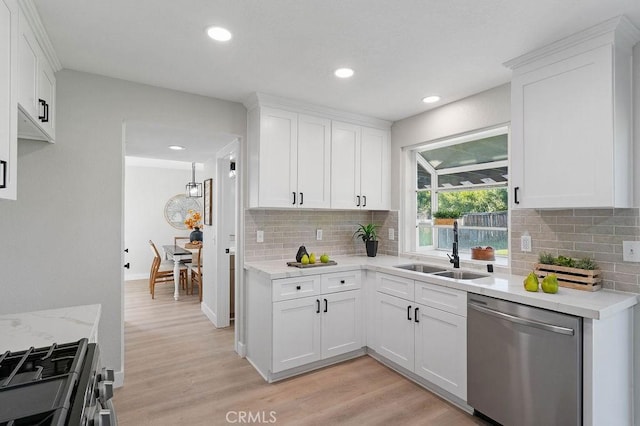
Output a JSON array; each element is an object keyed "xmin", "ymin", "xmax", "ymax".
[
  {"xmin": 433, "ymin": 209, "xmax": 461, "ymax": 225},
  {"xmin": 353, "ymin": 223, "xmax": 379, "ymax": 257}
]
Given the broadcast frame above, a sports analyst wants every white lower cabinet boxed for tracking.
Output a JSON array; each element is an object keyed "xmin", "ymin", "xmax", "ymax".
[
  {"xmin": 321, "ymin": 291, "xmax": 363, "ymax": 359},
  {"xmin": 375, "ymin": 292, "xmax": 415, "ymax": 370},
  {"xmin": 414, "ymin": 304, "xmax": 466, "ymax": 399},
  {"xmin": 272, "ymin": 296, "xmax": 322, "ymax": 372},
  {"xmin": 374, "ymin": 278, "xmax": 467, "ymax": 401},
  {"xmin": 272, "ymin": 289, "xmax": 362, "ymax": 373},
  {"xmin": 246, "ymin": 269, "xmax": 364, "ymax": 379}
]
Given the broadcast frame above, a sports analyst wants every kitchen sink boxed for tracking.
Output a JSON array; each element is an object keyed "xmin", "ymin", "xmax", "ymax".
[
  {"xmin": 432, "ymin": 270, "xmax": 489, "ymax": 280},
  {"xmin": 394, "ymin": 264, "xmax": 447, "ymax": 274}
]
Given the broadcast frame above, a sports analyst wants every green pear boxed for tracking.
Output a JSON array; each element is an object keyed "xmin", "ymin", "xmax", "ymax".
[
  {"xmin": 301, "ymin": 254, "xmax": 309, "ymax": 265},
  {"xmin": 542, "ymin": 274, "xmax": 559, "ymax": 294},
  {"xmin": 309, "ymin": 253, "xmax": 316, "ymax": 264},
  {"xmin": 523, "ymin": 272, "xmax": 539, "ymax": 292}
]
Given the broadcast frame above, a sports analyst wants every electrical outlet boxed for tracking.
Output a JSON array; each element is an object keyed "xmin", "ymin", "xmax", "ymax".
[
  {"xmin": 623, "ymin": 241, "xmax": 640, "ymax": 262},
  {"xmin": 521, "ymin": 233, "xmax": 532, "ymax": 252},
  {"xmin": 388, "ymin": 228, "xmax": 394, "ymax": 240},
  {"xmin": 256, "ymin": 230, "xmax": 264, "ymax": 243},
  {"xmin": 316, "ymin": 229, "xmax": 323, "ymax": 240}
]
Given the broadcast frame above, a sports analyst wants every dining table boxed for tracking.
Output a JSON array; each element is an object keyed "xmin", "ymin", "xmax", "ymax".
[{"xmin": 162, "ymin": 244, "xmax": 197, "ymax": 300}]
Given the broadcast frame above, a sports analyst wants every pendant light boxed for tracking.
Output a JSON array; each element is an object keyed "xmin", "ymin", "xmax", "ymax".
[{"xmin": 185, "ymin": 162, "xmax": 202, "ymax": 197}]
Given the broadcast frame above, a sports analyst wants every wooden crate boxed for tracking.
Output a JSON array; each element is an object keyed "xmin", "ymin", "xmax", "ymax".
[{"xmin": 533, "ymin": 263, "xmax": 602, "ymax": 292}]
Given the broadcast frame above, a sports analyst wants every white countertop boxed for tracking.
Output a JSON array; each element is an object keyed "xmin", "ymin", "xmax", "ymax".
[
  {"xmin": 245, "ymin": 255, "xmax": 638, "ymax": 320},
  {"xmin": 0, "ymin": 304, "xmax": 101, "ymax": 353}
]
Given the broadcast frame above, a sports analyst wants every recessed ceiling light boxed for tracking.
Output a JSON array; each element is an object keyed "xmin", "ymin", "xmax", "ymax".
[
  {"xmin": 334, "ymin": 68, "xmax": 354, "ymax": 78},
  {"xmin": 169, "ymin": 145, "xmax": 185, "ymax": 151},
  {"xmin": 422, "ymin": 95, "xmax": 441, "ymax": 104},
  {"xmin": 207, "ymin": 26, "xmax": 232, "ymax": 42}
]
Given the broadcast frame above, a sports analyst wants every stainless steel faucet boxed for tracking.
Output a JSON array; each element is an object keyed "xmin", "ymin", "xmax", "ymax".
[{"xmin": 447, "ymin": 220, "xmax": 460, "ymax": 268}]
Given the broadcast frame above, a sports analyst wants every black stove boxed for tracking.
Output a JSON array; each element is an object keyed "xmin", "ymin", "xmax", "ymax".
[{"xmin": 0, "ymin": 339, "xmax": 116, "ymax": 426}]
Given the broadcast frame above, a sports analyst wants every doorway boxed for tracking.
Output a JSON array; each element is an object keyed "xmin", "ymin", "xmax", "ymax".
[{"xmin": 213, "ymin": 139, "xmax": 239, "ymax": 328}]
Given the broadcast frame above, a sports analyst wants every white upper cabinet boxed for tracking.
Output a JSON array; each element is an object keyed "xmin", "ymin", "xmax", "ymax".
[
  {"xmin": 331, "ymin": 121, "xmax": 390, "ymax": 210},
  {"xmin": 0, "ymin": 0, "xmax": 18, "ymax": 200},
  {"xmin": 248, "ymin": 107, "xmax": 331, "ymax": 208},
  {"xmin": 297, "ymin": 113, "xmax": 331, "ymax": 208},
  {"xmin": 506, "ymin": 16, "xmax": 640, "ymax": 209},
  {"xmin": 17, "ymin": 4, "xmax": 56, "ymax": 142},
  {"xmin": 245, "ymin": 93, "xmax": 391, "ymax": 210}
]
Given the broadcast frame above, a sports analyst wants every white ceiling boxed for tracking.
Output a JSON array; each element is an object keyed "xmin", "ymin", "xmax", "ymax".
[
  {"xmin": 33, "ymin": 0, "xmax": 640, "ymax": 160},
  {"xmin": 124, "ymin": 121, "xmax": 238, "ymax": 162}
]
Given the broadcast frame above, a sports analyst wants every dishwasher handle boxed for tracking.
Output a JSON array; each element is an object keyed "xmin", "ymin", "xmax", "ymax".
[{"xmin": 468, "ymin": 301, "xmax": 575, "ymax": 336}]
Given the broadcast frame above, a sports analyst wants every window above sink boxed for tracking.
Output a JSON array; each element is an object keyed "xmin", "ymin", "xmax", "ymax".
[{"xmin": 404, "ymin": 126, "xmax": 510, "ymax": 263}]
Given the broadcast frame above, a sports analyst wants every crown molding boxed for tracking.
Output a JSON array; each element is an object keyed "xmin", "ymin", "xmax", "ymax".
[
  {"xmin": 244, "ymin": 92, "xmax": 392, "ymax": 130},
  {"xmin": 19, "ymin": 0, "xmax": 62, "ymax": 71},
  {"xmin": 504, "ymin": 15, "xmax": 640, "ymax": 70}
]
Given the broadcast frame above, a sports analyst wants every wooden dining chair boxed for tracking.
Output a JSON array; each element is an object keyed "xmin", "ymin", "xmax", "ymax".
[
  {"xmin": 189, "ymin": 246, "xmax": 203, "ymax": 302},
  {"xmin": 148, "ymin": 240, "xmax": 188, "ymax": 299}
]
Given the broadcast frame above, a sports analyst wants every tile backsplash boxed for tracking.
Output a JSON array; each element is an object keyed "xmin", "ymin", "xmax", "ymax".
[
  {"xmin": 244, "ymin": 210, "xmax": 399, "ymax": 262},
  {"xmin": 511, "ymin": 208, "xmax": 640, "ymax": 293}
]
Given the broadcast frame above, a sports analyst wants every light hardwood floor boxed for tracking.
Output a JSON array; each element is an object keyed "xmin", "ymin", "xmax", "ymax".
[{"xmin": 114, "ymin": 279, "xmax": 486, "ymax": 425}]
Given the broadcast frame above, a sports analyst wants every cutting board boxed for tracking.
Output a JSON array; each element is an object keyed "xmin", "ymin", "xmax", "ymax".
[{"xmin": 287, "ymin": 260, "xmax": 337, "ymax": 268}]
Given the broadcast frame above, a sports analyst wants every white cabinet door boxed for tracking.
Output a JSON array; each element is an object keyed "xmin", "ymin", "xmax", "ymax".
[
  {"xmin": 297, "ymin": 114, "xmax": 331, "ymax": 208},
  {"xmin": 321, "ymin": 290, "xmax": 363, "ymax": 358},
  {"xmin": 37, "ymin": 54, "xmax": 55, "ymax": 139},
  {"xmin": 0, "ymin": 0, "xmax": 17, "ymax": 200},
  {"xmin": 375, "ymin": 292, "xmax": 414, "ymax": 371},
  {"xmin": 414, "ymin": 304, "xmax": 467, "ymax": 400},
  {"xmin": 360, "ymin": 127, "xmax": 389, "ymax": 210},
  {"xmin": 511, "ymin": 45, "xmax": 614, "ymax": 208},
  {"xmin": 330, "ymin": 121, "xmax": 361, "ymax": 209},
  {"xmin": 258, "ymin": 107, "xmax": 298, "ymax": 208},
  {"xmin": 272, "ymin": 296, "xmax": 321, "ymax": 372},
  {"xmin": 17, "ymin": 7, "xmax": 37, "ymax": 119}
]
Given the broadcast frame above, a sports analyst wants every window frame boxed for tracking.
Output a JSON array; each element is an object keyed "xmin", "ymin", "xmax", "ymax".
[{"xmin": 402, "ymin": 125, "xmax": 510, "ymax": 261}]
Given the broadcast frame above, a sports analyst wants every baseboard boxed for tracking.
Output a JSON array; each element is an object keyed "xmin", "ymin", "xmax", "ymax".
[
  {"xmin": 201, "ymin": 302, "xmax": 218, "ymax": 327},
  {"xmin": 236, "ymin": 341, "xmax": 247, "ymax": 358},
  {"xmin": 367, "ymin": 349, "xmax": 473, "ymax": 414}
]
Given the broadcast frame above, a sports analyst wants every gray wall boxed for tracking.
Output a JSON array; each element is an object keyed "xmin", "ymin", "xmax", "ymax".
[{"xmin": 0, "ymin": 70, "xmax": 246, "ymax": 382}]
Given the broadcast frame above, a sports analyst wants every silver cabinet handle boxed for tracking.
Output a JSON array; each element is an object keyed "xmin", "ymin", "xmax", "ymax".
[{"xmin": 468, "ymin": 302, "xmax": 574, "ymax": 336}]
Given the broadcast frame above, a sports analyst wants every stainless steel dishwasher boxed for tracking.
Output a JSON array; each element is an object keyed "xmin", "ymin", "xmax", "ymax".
[{"xmin": 467, "ymin": 294, "xmax": 582, "ymax": 426}]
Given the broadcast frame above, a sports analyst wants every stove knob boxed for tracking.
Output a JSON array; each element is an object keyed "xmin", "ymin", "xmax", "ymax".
[
  {"xmin": 95, "ymin": 408, "xmax": 113, "ymax": 426},
  {"xmin": 98, "ymin": 380, "xmax": 114, "ymax": 401},
  {"xmin": 98, "ymin": 367, "xmax": 115, "ymax": 382}
]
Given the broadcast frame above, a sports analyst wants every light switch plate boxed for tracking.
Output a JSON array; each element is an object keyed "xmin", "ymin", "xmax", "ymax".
[
  {"xmin": 388, "ymin": 228, "xmax": 394, "ymax": 240},
  {"xmin": 256, "ymin": 230, "xmax": 264, "ymax": 243},
  {"xmin": 316, "ymin": 229, "xmax": 323, "ymax": 240},
  {"xmin": 623, "ymin": 241, "xmax": 640, "ymax": 262}
]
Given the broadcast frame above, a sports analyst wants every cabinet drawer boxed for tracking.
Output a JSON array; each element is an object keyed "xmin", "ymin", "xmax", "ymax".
[
  {"xmin": 376, "ymin": 273, "xmax": 414, "ymax": 300},
  {"xmin": 321, "ymin": 270, "xmax": 361, "ymax": 293},
  {"xmin": 272, "ymin": 276, "xmax": 321, "ymax": 301},
  {"xmin": 414, "ymin": 281, "xmax": 466, "ymax": 317}
]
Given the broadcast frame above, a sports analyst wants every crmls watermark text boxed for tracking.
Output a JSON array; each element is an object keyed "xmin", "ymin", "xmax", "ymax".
[{"xmin": 226, "ymin": 411, "xmax": 277, "ymax": 424}]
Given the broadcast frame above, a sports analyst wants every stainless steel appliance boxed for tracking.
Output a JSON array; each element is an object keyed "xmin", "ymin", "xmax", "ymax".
[
  {"xmin": 467, "ymin": 294, "xmax": 582, "ymax": 426},
  {"xmin": 0, "ymin": 338, "xmax": 116, "ymax": 425}
]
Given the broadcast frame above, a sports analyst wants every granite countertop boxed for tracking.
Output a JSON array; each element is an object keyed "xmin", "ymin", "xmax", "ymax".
[
  {"xmin": 0, "ymin": 304, "xmax": 101, "ymax": 353},
  {"xmin": 245, "ymin": 255, "xmax": 638, "ymax": 320}
]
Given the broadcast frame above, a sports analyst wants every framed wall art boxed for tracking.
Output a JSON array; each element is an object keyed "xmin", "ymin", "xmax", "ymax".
[{"xmin": 204, "ymin": 178, "xmax": 213, "ymax": 226}]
